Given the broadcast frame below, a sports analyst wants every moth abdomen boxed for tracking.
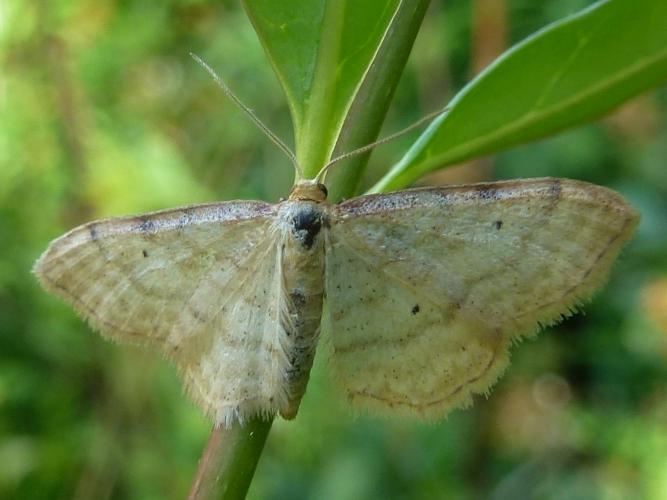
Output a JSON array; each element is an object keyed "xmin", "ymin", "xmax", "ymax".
[{"xmin": 277, "ymin": 202, "xmax": 327, "ymax": 419}]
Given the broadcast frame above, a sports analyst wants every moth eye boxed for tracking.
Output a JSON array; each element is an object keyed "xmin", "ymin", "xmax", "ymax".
[{"xmin": 318, "ymin": 183, "xmax": 328, "ymax": 198}]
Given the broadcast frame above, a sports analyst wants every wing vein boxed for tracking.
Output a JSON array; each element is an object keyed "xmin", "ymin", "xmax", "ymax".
[{"xmin": 331, "ymin": 227, "xmax": 452, "ymax": 318}]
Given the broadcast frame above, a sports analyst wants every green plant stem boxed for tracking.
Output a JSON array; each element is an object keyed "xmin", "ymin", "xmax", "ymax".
[
  {"xmin": 187, "ymin": 418, "xmax": 273, "ymax": 500},
  {"xmin": 327, "ymin": 0, "xmax": 431, "ymax": 201},
  {"xmin": 185, "ymin": 3, "xmax": 431, "ymax": 498}
]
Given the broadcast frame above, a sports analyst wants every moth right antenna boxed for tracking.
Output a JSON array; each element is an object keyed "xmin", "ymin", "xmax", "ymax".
[
  {"xmin": 315, "ymin": 106, "xmax": 448, "ymax": 183},
  {"xmin": 190, "ymin": 52, "xmax": 304, "ymax": 180}
]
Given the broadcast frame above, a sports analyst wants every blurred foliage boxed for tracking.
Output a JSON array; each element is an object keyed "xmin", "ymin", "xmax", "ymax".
[{"xmin": 1, "ymin": 1, "xmax": 666, "ymax": 499}]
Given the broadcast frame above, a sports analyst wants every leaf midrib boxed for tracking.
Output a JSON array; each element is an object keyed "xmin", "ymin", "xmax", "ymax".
[
  {"xmin": 430, "ymin": 46, "xmax": 667, "ymax": 160},
  {"xmin": 375, "ymin": 44, "xmax": 667, "ymax": 191}
]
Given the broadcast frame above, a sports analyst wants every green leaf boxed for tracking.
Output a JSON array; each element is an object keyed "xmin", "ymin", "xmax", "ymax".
[
  {"xmin": 243, "ymin": 0, "xmax": 430, "ymax": 190},
  {"xmin": 371, "ymin": 0, "xmax": 667, "ymax": 193}
]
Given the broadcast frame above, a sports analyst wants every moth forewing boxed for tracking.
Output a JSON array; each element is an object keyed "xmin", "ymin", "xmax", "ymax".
[
  {"xmin": 32, "ymin": 200, "xmax": 324, "ymax": 426},
  {"xmin": 323, "ymin": 178, "xmax": 638, "ymax": 419}
]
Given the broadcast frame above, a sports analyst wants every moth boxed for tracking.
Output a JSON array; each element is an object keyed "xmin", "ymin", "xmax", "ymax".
[
  {"xmin": 34, "ymin": 176, "xmax": 638, "ymax": 427},
  {"xmin": 33, "ymin": 60, "xmax": 639, "ymax": 428}
]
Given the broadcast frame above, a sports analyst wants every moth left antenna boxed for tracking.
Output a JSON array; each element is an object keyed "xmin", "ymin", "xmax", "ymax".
[{"xmin": 190, "ymin": 52, "xmax": 303, "ymax": 179}]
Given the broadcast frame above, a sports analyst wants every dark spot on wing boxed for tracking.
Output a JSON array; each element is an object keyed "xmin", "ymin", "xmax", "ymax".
[
  {"xmin": 494, "ymin": 220, "xmax": 503, "ymax": 230},
  {"xmin": 138, "ymin": 217, "xmax": 157, "ymax": 234},
  {"xmin": 178, "ymin": 208, "xmax": 194, "ymax": 228},
  {"xmin": 476, "ymin": 186, "xmax": 499, "ymax": 200},
  {"xmin": 89, "ymin": 223, "xmax": 99, "ymax": 241},
  {"xmin": 292, "ymin": 205, "xmax": 322, "ymax": 249},
  {"xmin": 142, "ymin": 249, "xmax": 148, "ymax": 258},
  {"xmin": 411, "ymin": 304, "xmax": 420, "ymax": 315}
]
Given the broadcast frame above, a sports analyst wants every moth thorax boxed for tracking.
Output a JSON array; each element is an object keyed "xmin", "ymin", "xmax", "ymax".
[{"xmin": 291, "ymin": 204, "xmax": 327, "ymax": 251}]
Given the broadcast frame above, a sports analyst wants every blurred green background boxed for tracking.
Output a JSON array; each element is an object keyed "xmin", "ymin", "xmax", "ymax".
[{"xmin": 2, "ymin": 0, "xmax": 667, "ymax": 499}]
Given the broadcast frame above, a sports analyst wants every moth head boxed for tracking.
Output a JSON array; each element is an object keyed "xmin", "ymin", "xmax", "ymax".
[{"xmin": 288, "ymin": 180, "xmax": 328, "ymax": 202}]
